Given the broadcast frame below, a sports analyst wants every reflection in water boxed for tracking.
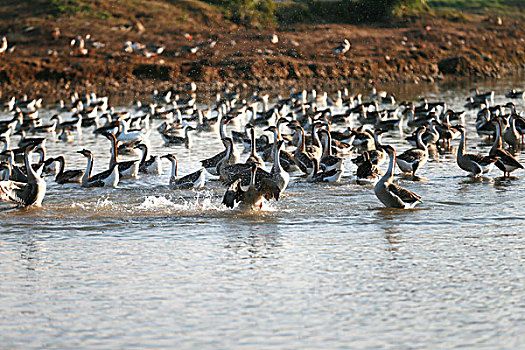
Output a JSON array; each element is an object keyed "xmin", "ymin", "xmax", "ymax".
[
  {"xmin": 18, "ymin": 237, "xmax": 39, "ymax": 271},
  {"xmin": 383, "ymin": 232, "xmax": 401, "ymax": 253},
  {"xmin": 398, "ymin": 174, "xmax": 428, "ymax": 182},
  {"xmin": 493, "ymin": 176, "xmax": 520, "ymax": 191},
  {"xmin": 224, "ymin": 215, "xmax": 282, "ymax": 260},
  {"xmin": 373, "ymin": 207, "xmax": 405, "ymax": 255}
]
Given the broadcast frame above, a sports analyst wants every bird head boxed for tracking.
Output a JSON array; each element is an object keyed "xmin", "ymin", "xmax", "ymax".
[{"xmin": 77, "ymin": 149, "xmax": 92, "ymax": 157}]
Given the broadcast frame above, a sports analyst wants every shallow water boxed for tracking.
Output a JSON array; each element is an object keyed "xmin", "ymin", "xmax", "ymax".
[{"xmin": 1, "ymin": 79, "xmax": 525, "ymax": 348}]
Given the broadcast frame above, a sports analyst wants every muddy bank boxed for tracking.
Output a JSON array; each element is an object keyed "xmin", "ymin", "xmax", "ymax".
[{"xmin": 1, "ymin": 13, "xmax": 524, "ymax": 102}]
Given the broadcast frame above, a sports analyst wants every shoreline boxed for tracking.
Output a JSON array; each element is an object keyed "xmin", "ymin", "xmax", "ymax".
[{"xmin": 1, "ymin": 11, "xmax": 524, "ymax": 103}]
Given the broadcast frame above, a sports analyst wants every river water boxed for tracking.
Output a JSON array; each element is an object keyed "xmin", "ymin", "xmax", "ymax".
[{"xmin": 1, "ymin": 78, "xmax": 524, "ymax": 348}]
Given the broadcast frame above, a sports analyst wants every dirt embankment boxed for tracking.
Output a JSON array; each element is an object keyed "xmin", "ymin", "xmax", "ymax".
[{"xmin": 0, "ymin": 2, "xmax": 524, "ymax": 102}]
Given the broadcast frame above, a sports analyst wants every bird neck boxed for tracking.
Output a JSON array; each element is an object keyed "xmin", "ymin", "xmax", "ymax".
[
  {"xmin": 217, "ymin": 116, "xmax": 226, "ymax": 140},
  {"xmin": 250, "ymin": 128, "xmax": 257, "ymax": 158},
  {"xmin": 321, "ymin": 132, "xmax": 331, "ymax": 158},
  {"xmin": 374, "ymin": 133, "xmax": 382, "ymax": 149},
  {"xmin": 108, "ymin": 136, "xmax": 118, "ymax": 167},
  {"xmin": 139, "ymin": 145, "xmax": 148, "ymax": 164},
  {"xmin": 82, "ymin": 154, "xmax": 93, "ymax": 183},
  {"xmin": 491, "ymin": 122, "xmax": 502, "ymax": 152},
  {"xmin": 458, "ymin": 131, "xmax": 466, "ymax": 157},
  {"xmin": 308, "ymin": 158, "xmax": 319, "ymax": 179},
  {"xmin": 416, "ymin": 129, "xmax": 427, "ymax": 151},
  {"xmin": 170, "ymin": 159, "xmax": 178, "ymax": 180},
  {"xmin": 297, "ymin": 127, "xmax": 306, "ymax": 152},
  {"xmin": 198, "ymin": 111, "xmax": 203, "ymax": 126},
  {"xmin": 311, "ymin": 125, "xmax": 321, "ymax": 147},
  {"xmin": 219, "ymin": 142, "xmax": 232, "ymax": 170},
  {"xmin": 185, "ymin": 128, "xmax": 191, "ymax": 146},
  {"xmin": 250, "ymin": 166, "xmax": 257, "ymax": 187},
  {"xmin": 56, "ymin": 156, "xmax": 65, "ymax": 176},
  {"xmin": 273, "ymin": 143, "xmax": 283, "ymax": 172},
  {"xmin": 36, "ymin": 147, "xmax": 45, "ymax": 163},
  {"xmin": 510, "ymin": 117, "xmax": 518, "ymax": 135},
  {"xmin": 274, "ymin": 127, "xmax": 281, "ymax": 142},
  {"xmin": 2, "ymin": 163, "xmax": 12, "ymax": 180},
  {"xmin": 24, "ymin": 149, "xmax": 39, "ymax": 183},
  {"xmin": 429, "ymin": 121, "xmax": 438, "ymax": 135},
  {"xmin": 383, "ymin": 151, "xmax": 395, "ymax": 183}
]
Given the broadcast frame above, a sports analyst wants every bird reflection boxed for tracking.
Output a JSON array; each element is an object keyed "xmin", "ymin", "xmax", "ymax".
[
  {"xmin": 19, "ymin": 237, "xmax": 39, "ymax": 271},
  {"xmin": 223, "ymin": 217, "xmax": 281, "ymax": 260}
]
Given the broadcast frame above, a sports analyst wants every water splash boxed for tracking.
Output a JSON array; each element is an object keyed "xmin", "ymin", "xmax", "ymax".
[
  {"xmin": 136, "ymin": 190, "xmax": 224, "ymax": 214},
  {"xmin": 95, "ymin": 195, "xmax": 115, "ymax": 210},
  {"xmin": 137, "ymin": 195, "xmax": 178, "ymax": 210}
]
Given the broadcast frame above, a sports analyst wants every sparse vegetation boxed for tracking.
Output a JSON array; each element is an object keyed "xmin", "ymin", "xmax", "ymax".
[
  {"xmin": 273, "ymin": 0, "xmax": 522, "ymax": 25},
  {"xmin": 49, "ymin": 0, "xmax": 92, "ymax": 15},
  {"xmin": 48, "ymin": 0, "xmax": 115, "ymax": 20},
  {"xmin": 41, "ymin": 0, "xmax": 525, "ymax": 28},
  {"xmin": 273, "ymin": 0, "xmax": 429, "ymax": 24},
  {"xmin": 205, "ymin": 0, "xmax": 277, "ymax": 27}
]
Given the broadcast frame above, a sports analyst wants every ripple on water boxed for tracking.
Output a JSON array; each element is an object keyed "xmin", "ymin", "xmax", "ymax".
[{"xmin": 1, "ymin": 80, "xmax": 525, "ymax": 348}]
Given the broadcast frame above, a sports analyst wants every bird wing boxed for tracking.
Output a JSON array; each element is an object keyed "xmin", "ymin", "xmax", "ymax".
[
  {"xmin": 58, "ymin": 170, "xmax": 84, "ymax": 184},
  {"xmin": 258, "ymin": 178, "xmax": 281, "ymax": 201},
  {"xmin": 89, "ymin": 168, "xmax": 114, "ymax": 182},
  {"xmin": 222, "ymin": 167, "xmax": 272, "ymax": 187},
  {"xmin": 221, "ymin": 163, "xmax": 251, "ymax": 182},
  {"xmin": 176, "ymin": 169, "xmax": 205, "ymax": 187},
  {"xmin": 495, "ymin": 149, "xmax": 523, "ymax": 169},
  {"xmin": 10, "ymin": 166, "xmax": 28, "ymax": 182},
  {"xmin": 352, "ymin": 153, "xmax": 365, "ymax": 165},
  {"xmin": 397, "ymin": 149, "xmax": 424, "ymax": 163},
  {"xmin": 161, "ymin": 133, "xmax": 185, "ymax": 143},
  {"xmin": 466, "ymin": 154, "xmax": 496, "ymax": 166},
  {"xmin": 85, "ymin": 180, "xmax": 105, "ymax": 188},
  {"xmin": 295, "ymin": 152, "xmax": 313, "ymax": 173},
  {"xmin": 201, "ymin": 150, "xmax": 225, "ymax": 168},
  {"xmin": 144, "ymin": 156, "xmax": 157, "ymax": 168},
  {"xmin": 356, "ymin": 162, "xmax": 377, "ymax": 179},
  {"xmin": 386, "ymin": 182, "xmax": 421, "ymax": 203},
  {"xmin": 313, "ymin": 167, "xmax": 341, "ymax": 182},
  {"xmin": 280, "ymin": 150, "xmax": 295, "ymax": 165},
  {"xmin": 118, "ymin": 160, "xmax": 138, "ymax": 172},
  {"xmin": 321, "ymin": 155, "xmax": 342, "ymax": 167},
  {"xmin": 222, "ymin": 179, "xmax": 242, "ymax": 208},
  {"xmin": 0, "ymin": 180, "xmax": 36, "ymax": 206}
]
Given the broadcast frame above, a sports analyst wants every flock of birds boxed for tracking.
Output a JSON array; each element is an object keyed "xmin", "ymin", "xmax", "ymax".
[
  {"xmin": 2, "ymin": 30, "xmax": 353, "ymax": 60},
  {"xmin": 1, "ymin": 85, "xmax": 525, "ymax": 210}
]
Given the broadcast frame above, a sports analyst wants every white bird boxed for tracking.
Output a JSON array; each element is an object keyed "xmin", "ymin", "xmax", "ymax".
[
  {"xmin": 0, "ymin": 36, "xmax": 7, "ymax": 56},
  {"xmin": 333, "ymin": 39, "xmax": 351, "ymax": 56},
  {"xmin": 116, "ymin": 119, "xmax": 147, "ymax": 143}
]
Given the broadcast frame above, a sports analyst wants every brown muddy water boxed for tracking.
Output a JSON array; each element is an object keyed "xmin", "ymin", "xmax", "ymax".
[{"xmin": 1, "ymin": 78, "xmax": 525, "ymax": 348}]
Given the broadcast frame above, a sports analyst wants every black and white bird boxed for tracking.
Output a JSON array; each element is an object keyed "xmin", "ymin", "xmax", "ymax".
[
  {"xmin": 222, "ymin": 163, "xmax": 280, "ymax": 210},
  {"xmin": 333, "ymin": 39, "xmax": 351, "ymax": 56},
  {"xmin": 162, "ymin": 154, "xmax": 205, "ymax": 189},
  {"xmin": 0, "ymin": 142, "xmax": 47, "ymax": 207}
]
